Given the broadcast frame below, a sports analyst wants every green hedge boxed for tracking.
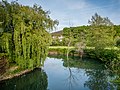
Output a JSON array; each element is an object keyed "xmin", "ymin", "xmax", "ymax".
[
  {"xmin": 49, "ymin": 48, "xmax": 68, "ymax": 55},
  {"xmin": 84, "ymin": 48, "xmax": 120, "ymax": 72},
  {"xmin": 84, "ymin": 49, "xmax": 119, "ymax": 62}
]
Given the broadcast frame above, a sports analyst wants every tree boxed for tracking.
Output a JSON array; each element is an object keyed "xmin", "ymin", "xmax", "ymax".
[
  {"xmin": 88, "ymin": 26, "xmax": 115, "ymax": 49},
  {"xmin": 87, "ymin": 13, "xmax": 117, "ymax": 64},
  {"xmin": 88, "ymin": 13, "xmax": 115, "ymax": 49},
  {"xmin": 63, "ymin": 27, "xmax": 75, "ymax": 58},
  {"xmin": 0, "ymin": 0, "xmax": 58, "ymax": 69},
  {"xmin": 88, "ymin": 13, "xmax": 113, "ymax": 26},
  {"xmin": 62, "ymin": 26, "xmax": 88, "ymax": 58}
]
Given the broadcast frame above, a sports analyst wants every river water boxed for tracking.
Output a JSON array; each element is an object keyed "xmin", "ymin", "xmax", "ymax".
[{"xmin": 0, "ymin": 56, "xmax": 119, "ymax": 90}]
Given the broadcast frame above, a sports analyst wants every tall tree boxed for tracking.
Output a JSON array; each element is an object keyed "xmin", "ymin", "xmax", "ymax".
[
  {"xmin": 88, "ymin": 13, "xmax": 116, "ymax": 62},
  {"xmin": 88, "ymin": 13, "xmax": 113, "ymax": 26},
  {"xmin": 88, "ymin": 13, "xmax": 115, "ymax": 48},
  {"xmin": 0, "ymin": 0, "xmax": 58, "ymax": 69}
]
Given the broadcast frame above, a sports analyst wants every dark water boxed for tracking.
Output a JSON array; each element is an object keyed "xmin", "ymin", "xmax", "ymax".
[
  {"xmin": 0, "ymin": 68, "xmax": 48, "ymax": 90},
  {"xmin": 0, "ymin": 56, "xmax": 119, "ymax": 90}
]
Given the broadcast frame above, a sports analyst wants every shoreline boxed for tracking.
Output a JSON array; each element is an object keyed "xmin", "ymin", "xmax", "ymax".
[{"xmin": 0, "ymin": 68, "xmax": 33, "ymax": 82}]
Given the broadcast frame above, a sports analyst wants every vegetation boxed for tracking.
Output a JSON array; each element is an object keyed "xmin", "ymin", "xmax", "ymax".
[
  {"xmin": 0, "ymin": 0, "xmax": 57, "ymax": 70},
  {"xmin": 56, "ymin": 13, "xmax": 120, "ymax": 63},
  {"xmin": 51, "ymin": 13, "xmax": 120, "ymax": 84},
  {"xmin": 49, "ymin": 46, "xmax": 74, "ymax": 56},
  {"xmin": 0, "ymin": 0, "xmax": 120, "ymax": 87},
  {"xmin": 88, "ymin": 13, "xmax": 113, "ymax": 26},
  {"xmin": 116, "ymin": 39, "xmax": 120, "ymax": 46}
]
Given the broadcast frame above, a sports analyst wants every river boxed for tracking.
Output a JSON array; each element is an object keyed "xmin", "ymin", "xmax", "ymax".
[{"xmin": 0, "ymin": 55, "xmax": 119, "ymax": 90}]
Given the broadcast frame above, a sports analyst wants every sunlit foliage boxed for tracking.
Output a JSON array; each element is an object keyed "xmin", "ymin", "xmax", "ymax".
[{"xmin": 0, "ymin": 0, "xmax": 58, "ymax": 69}]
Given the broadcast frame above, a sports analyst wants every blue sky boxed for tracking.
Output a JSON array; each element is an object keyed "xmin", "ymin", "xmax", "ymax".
[{"xmin": 2, "ymin": 0, "xmax": 120, "ymax": 31}]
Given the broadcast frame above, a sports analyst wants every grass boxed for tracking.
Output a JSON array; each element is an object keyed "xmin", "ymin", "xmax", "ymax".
[
  {"xmin": 49, "ymin": 46, "xmax": 75, "ymax": 49},
  {"xmin": 49, "ymin": 46, "xmax": 119, "ymax": 50}
]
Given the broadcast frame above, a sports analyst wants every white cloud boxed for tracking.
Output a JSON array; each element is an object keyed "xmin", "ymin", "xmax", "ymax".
[
  {"xmin": 64, "ymin": 0, "xmax": 89, "ymax": 10},
  {"xmin": 67, "ymin": 1, "xmax": 86, "ymax": 10}
]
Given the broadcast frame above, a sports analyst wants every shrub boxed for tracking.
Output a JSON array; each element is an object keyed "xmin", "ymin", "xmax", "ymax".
[
  {"xmin": 84, "ymin": 48, "xmax": 119, "ymax": 63},
  {"xmin": 116, "ymin": 39, "xmax": 120, "ymax": 47}
]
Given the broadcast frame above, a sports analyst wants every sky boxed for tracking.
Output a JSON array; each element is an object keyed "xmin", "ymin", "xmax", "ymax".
[{"xmin": 1, "ymin": 0, "xmax": 120, "ymax": 31}]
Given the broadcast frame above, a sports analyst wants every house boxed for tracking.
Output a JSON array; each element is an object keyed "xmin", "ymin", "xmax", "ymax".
[{"xmin": 51, "ymin": 31, "xmax": 63, "ymax": 41}]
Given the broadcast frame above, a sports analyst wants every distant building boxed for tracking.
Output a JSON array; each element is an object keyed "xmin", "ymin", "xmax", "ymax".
[{"xmin": 51, "ymin": 31, "xmax": 63, "ymax": 41}]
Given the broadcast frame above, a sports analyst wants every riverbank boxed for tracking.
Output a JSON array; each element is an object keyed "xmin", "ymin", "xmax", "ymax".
[
  {"xmin": 0, "ymin": 46, "xmax": 119, "ymax": 82},
  {"xmin": 49, "ymin": 46, "xmax": 120, "ymax": 70},
  {"xmin": 0, "ymin": 66, "xmax": 33, "ymax": 82},
  {"xmin": 49, "ymin": 46, "xmax": 120, "ymax": 56},
  {"xmin": 0, "ymin": 54, "xmax": 30, "ymax": 82}
]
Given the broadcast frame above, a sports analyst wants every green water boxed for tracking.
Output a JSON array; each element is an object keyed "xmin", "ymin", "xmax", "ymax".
[{"xmin": 0, "ymin": 56, "xmax": 119, "ymax": 90}]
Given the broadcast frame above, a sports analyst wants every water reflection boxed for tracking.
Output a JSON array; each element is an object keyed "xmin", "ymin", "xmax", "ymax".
[
  {"xmin": 46, "ymin": 55, "xmax": 118, "ymax": 90},
  {"xmin": 0, "ymin": 56, "xmax": 119, "ymax": 90},
  {"xmin": 0, "ymin": 68, "xmax": 48, "ymax": 90},
  {"xmin": 65, "ymin": 56, "xmax": 81, "ymax": 90},
  {"xmin": 65, "ymin": 66, "xmax": 79, "ymax": 90},
  {"xmin": 84, "ymin": 69, "xmax": 117, "ymax": 90}
]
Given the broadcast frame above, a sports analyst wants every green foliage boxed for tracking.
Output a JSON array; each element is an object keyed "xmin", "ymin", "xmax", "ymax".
[
  {"xmin": 75, "ymin": 42, "xmax": 86, "ymax": 51},
  {"xmin": 85, "ymin": 48, "xmax": 120, "ymax": 70},
  {"xmin": 52, "ymin": 37, "xmax": 61, "ymax": 46},
  {"xmin": 88, "ymin": 26, "xmax": 116, "ymax": 48},
  {"xmin": 87, "ymin": 13, "xmax": 120, "ymax": 74},
  {"xmin": 88, "ymin": 13, "xmax": 113, "ymax": 26},
  {"xmin": 49, "ymin": 46, "xmax": 75, "ymax": 55},
  {"xmin": 0, "ymin": 1, "xmax": 57, "ymax": 69},
  {"xmin": 114, "ymin": 25, "xmax": 120, "ymax": 37},
  {"xmin": 85, "ymin": 48, "xmax": 118, "ymax": 60},
  {"xmin": 116, "ymin": 39, "xmax": 120, "ymax": 46},
  {"xmin": 62, "ymin": 25, "xmax": 119, "ymax": 47},
  {"xmin": 111, "ymin": 78, "xmax": 120, "ymax": 89},
  {"xmin": 62, "ymin": 26, "xmax": 88, "ymax": 46},
  {"xmin": 49, "ymin": 48, "xmax": 68, "ymax": 55}
]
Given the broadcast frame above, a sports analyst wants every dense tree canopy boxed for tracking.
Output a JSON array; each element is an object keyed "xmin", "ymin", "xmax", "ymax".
[
  {"xmin": 0, "ymin": 0, "xmax": 58, "ymax": 69},
  {"xmin": 61, "ymin": 17, "xmax": 120, "ymax": 67},
  {"xmin": 62, "ymin": 25, "xmax": 119, "ymax": 47},
  {"xmin": 62, "ymin": 26, "xmax": 88, "ymax": 46},
  {"xmin": 88, "ymin": 26, "xmax": 116, "ymax": 49}
]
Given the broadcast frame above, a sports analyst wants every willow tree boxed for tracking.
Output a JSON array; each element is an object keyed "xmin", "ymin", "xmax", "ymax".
[{"xmin": 0, "ymin": 0, "xmax": 58, "ymax": 69}]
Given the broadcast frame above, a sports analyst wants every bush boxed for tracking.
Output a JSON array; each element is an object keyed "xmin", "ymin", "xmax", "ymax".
[
  {"xmin": 116, "ymin": 39, "xmax": 120, "ymax": 47},
  {"xmin": 49, "ymin": 48, "xmax": 67, "ymax": 55},
  {"xmin": 84, "ymin": 48, "xmax": 119, "ymax": 62}
]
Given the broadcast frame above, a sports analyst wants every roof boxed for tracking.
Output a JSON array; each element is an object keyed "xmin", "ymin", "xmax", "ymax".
[{"xmin": 51, "ymin": 31, "xmax": 62, "ymax": 36}]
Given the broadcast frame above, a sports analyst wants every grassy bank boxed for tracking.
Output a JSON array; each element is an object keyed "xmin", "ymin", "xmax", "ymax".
[
  {"xmin": 49, "ymin": 46, "xmax": 75, "ymax": 49},
  {"xmin": 49, "ymin": 46, "xmax": 119, "ymax": 50},
  {"xmin": 0, "ymin": 66, "xmax": 32, "ymax": 81},
  {"xmin": 49, "ymin": 46, "xmax": 120, "ymax": 66}
]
